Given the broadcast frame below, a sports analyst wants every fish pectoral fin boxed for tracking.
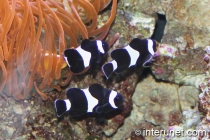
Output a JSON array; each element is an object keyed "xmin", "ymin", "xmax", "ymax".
[
  {"xmin": 95, "ymin": 115, "xmax": 107, "ymax": 124},
  {"xmin": 95, "ymin": 103, "xmax": 113, "ymax": 114},
  {"xmin": 54, "ymin": 99, "xmax": 68, "ymax": 117},
  {"xmin": 142, "ymin": 55, "xmax": 153, "ymax": 66},
  {"xmin": 142, "ymin": 65, "xmax": 150, "ymax": 68},
  {"xmin": 95, "ymin": 106, "xmax": 107, "ymax": 124},
  {"xmin": 137, "ymin": 54, "xmax": 153, "ymax": 68},
  {"xmin": 95, "ymin": 106, "xmax": 103, "ymax": 114},
  {"xmin": 102, "ymin": 63, "xmax": 114, "ymax": 79}
]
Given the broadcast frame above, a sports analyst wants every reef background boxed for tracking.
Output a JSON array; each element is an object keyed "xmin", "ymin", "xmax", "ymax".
[{"xmin": 1, "ymin": 0, "xmax": 210, "ymax": 139}]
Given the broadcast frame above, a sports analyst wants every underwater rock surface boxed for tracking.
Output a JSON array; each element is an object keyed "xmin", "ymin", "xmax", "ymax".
[
  {"xmin": 115, "ymin": 0, "xmax": 210, "ymax": 139},
  {"xmin": 0, "ymin": 8, "xmax": 153, "ymax": 139},
  {"xmin": 151, "ymin": 48, "xmax": 206, "ymax": 85},
  {"xmin": 112, "ymin": 74, "xmax": 201, "ymax": 139},
  {"xmin": 2, "ymin": 0, "xmax": 210, "ymax": 139}
]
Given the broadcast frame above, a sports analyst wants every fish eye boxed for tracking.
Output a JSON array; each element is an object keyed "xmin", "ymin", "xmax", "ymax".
[
  {"xmin": 114, "ymin": 94, "xmax": 124, "ymax": 107},
  {"xmin": 101, "ymin": 41, "xmax": 109, "ymax": 52},
  {"xmin": 116, "ymin": 95, "xmax": 122, "ymax": 100},
  {"xmin": 102, "ymin": 42, "xmax": 106, "ymax": 47}
]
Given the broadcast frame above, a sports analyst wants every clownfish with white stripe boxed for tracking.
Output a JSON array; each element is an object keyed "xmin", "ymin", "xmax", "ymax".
[
  {"xmin": 102, "ymin": 38, "xmax": 157, "ymax": 79},
  {"xmin": 54, "ymin": 84, "xmax": 124, "ymax": 121},
  {"xmin": 102, "ymin": 13, "xmax": 167, "ymax": 79},
  {"xmin": 63, "ymin": 39, "xmax": 109, "ymax": 74}
]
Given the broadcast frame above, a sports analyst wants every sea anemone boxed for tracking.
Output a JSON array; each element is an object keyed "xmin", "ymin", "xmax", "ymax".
[{"xmin": 0, "ymin": 0, "xmax": 117, "ymax": 100}]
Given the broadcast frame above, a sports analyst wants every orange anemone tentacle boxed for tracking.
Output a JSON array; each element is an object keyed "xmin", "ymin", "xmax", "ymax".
[
  {"xmin": 34, "ymin": 82, "xmax": 48, "ymax": 101},
  {"xmin": 108, "ymin": 32, "xmax": 120, "ymax": 47},
  {"xmin": 88, "ymin": 0, "xmax": 117, "ymax": 37},
  {"xmin": 58, "ymin": 71, "xmax": 72, "ymax": 87},
  {"xmin": 0, "ymin": 0, "xmax": 116, "ymax": 100},
  {"xmin": 0, "ymin": 59, "xmax": 7, "ymax": 95}
]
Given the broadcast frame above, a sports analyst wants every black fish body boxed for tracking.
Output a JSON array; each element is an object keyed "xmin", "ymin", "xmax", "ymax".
[
  {"xmin": 102, "ymin": 38, "xmax": 157, "ymax": 79},
  {"xmin": 63, "ymin": 39, "xmax": 109, "ymax": 73},
  {"xmin": 54, "ymin": 84, "xmax": 124, "ymax": 119}
]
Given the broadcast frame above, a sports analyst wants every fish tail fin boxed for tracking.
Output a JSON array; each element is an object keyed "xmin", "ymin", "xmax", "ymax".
[
  {"xmin": 54, "ymin": 99, "xmax": 70, "ymax": 117},
  {"xmin": 102, "ymin": 60, "xmax": 117, "ymax": 79},
  {"xmin": 150, "ymin": 13, "xmax": 167, "ymax": 42}
]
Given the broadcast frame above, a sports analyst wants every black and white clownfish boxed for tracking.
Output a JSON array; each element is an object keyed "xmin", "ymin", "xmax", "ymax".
[
  {"xmin": 54, "ymin": 83, "xmax": 124, "ymax": 120},
  {"xmin": 63, "ymin": 39, "xmax": 109, "ymax": 74},
  {"xmin": 102, "ymin": 38, "xmax": 157, "ymax": 79},
  {"xmin": 102, "ymin": 13, "xmax": 167, "ymax": 79}
]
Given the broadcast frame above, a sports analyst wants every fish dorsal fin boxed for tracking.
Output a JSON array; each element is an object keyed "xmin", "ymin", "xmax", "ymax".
[
  {"xmin": 129, "ymin": 38, "xmax": 147, "ymax": 52},
  {"xmin": 88, "ymin": 84, "xmax": 105, "ymax": 102},
  {"xmin": 129, "ymin": 38, "xmax": 141, "ymax": 49},
  {"xmin": 89, "ymin": 84, "xmax": 104, "ymax": 95},
  {"xmin": 81, "ymin": 39, "xmax": 90, "ymax": 49},
  {"xmin": 66, "ymin": 88, "xmax": 88, "ymax": 115},
  {"xmin": 64, "ymin": 49, "xmax": 75, "ymax": 58},
  {"xmin": 81, "ymin": 40, "xmax": 100, "ymax": 65},
  {"xmin": 111, "ymin": 49, "xmax": 130, "ymax": 73}
]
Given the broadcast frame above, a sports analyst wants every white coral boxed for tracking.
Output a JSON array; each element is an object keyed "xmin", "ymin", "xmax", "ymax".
[
  {"xmin": 156, "ymin": 44, "xmax": 177, "ymax": 58},
  {"xmin": 204, "ymin": 46, "xmax": 210, "ymax": 54}
]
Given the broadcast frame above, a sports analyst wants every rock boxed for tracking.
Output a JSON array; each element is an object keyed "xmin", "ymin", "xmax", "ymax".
[
  {"xmin": 112, "ymin": 73, "xmax": 201, "ymax": 139},
  {"xmin": 119, "ymin": 0, "xmax": 210, "ymax": 50},
  {"xmin": 6, "ymin": 126, "xmax": 15, "ymax": 137},
  {"xmin": 151, "ymin": 47, "xmax": 207, "ymax": 85},
  {"xmin": 132, "ymin": 75, "xmax": 179, "ymax": 128},
  {"xmin": 178, "ymin": 86, "xmax": 199, "ymax": 110},
  {"xmin": 103, "ymin": 128, "xmax": 116, "ymax": 136},
  {"xmin": 3, "ymin": 0, "xmax": 210, "ymax": 139},
  {"xmin": 13, "ymin": 105, "xmax": 23, "ymax": 115}
]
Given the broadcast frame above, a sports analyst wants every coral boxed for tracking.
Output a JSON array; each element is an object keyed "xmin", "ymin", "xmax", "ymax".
[
  {"xmin": 154, "ymin": 43, "xmax": 178, "ymax": 58},
  {"xmin": 182, "ymin": 109, "xmax": 201, "ymax": 129},
  {"xmin": 203, "ymin": 46, "xmax": 210, "ymax": 69},
  {"xmin": 0, "ymin": 0, "xmax": 117, "ymax": 100},
  {"xmin": 197, "ymin": 78, "xmax": 210, "ymax": 136},
  {"xmin": 151, "ymin": 46, "xmax": 206, "ymax": 83}
]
